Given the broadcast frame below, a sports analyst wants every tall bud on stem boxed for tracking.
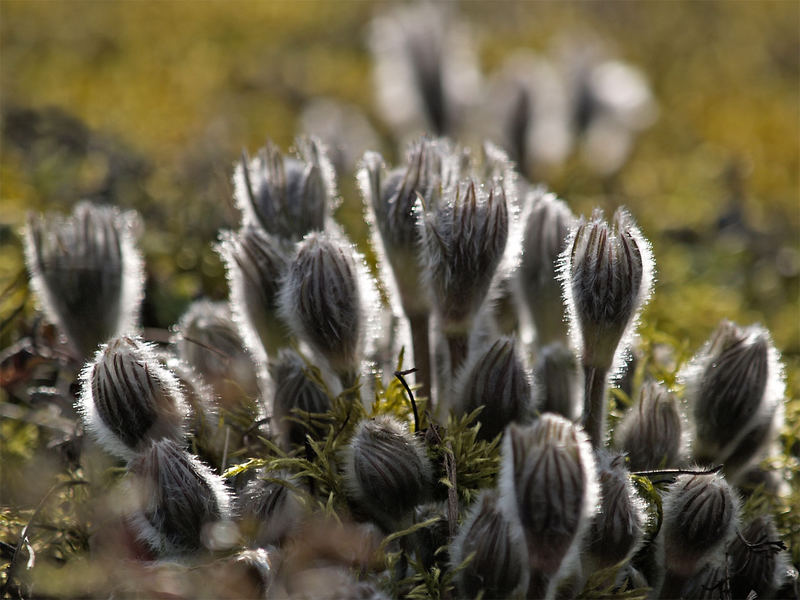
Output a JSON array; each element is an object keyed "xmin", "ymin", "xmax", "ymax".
[{"xmin": 560, "ymin": 208, "xmax": 653, "ymax": 448}]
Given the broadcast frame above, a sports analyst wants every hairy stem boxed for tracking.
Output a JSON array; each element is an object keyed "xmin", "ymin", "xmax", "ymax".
[
  {"xmin": 408, "ymin": 313, "xmax": 432, "ymax": 406},
  {"xmin": 582, "ymin": 364, "xmax": 609, "ymax": 449},
  {"xmin": 446, "ymin": 332, "xmax": 469, "ymax": 378}
]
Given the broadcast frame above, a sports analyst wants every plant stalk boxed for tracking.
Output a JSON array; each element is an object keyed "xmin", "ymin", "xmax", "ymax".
[
  {"xmin": 408, "ymin": 313, "xmax": 432, "ymax": 406},
  {"xmin": 582, "ymin": 364, "xmax": 609, "ymax": 449}
]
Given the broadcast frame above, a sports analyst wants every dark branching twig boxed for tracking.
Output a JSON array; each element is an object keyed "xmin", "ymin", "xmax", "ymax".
[{"xmin": 394, "ymin": 368, "xmax": 419, "ymax": 433}]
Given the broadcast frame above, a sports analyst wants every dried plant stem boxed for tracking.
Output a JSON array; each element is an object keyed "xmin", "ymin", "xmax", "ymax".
[
  {"xmin": 408, "ymin": 313, "xmax": 432, "ymax": 404},
  {"xmin": 582, "ymin": 365, "xmax": 609, "ymax": 449}
]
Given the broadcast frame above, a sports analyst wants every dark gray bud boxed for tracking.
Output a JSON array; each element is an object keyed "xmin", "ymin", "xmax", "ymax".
[
  {"xmin": 454, "ymin": 337, "xmax": 533, "ymax": 440},
  {"xmin": 269, "ymin": 348, "xmax": 332, "ymax": 449},
  {"xmin": 24, "ymin": 202, "xmax": 144, "ymax": 358},
  {"xmin": 78, "ymin": 336, "xmax": 189, "ymax": 459},
  {"xmin": 532, "ymin": 342, "xmax": 581, "ymax": 420},
  {"xmin": 519, "ymin": 189, "xmax": 575, "ymax": 346},
  {"xmin": 614, "ymin": 380, "xmax": 684, "ymax": 471},
  {"xmin": 128, "ymin": 439, "xmax": 232, "ymax": 556},
  {"xmin": 236, "ymin": 470, "xmax": 305, "ymax": 547},
  {"xmin": 343, "ymin": 416, "xmax": 431, "ymax": 530},
  {"xmin": 233, "ymin": 137, "xmax": 336, "ymax": 241},
  {"xmin": 729, "ymin": 515, "xmax": 790, "ymax": 599},
  {"xmin": 661, "ymin": 472, "xmax": 739, "ymax": 578},
  {"xmin": 450, "ymin": 490, "xmax": 529, "ymax": 598},
  {"xmin": 586, "ymin": 451, "xmax": 645, "ymax": 570},
  {"xmin": 561, "ymin": 208, "xmax": 654, "ymax": 372},
  {"xmin": 499, "ymin": 415, "xmax": 599, "ymax": 582},
  {"xmin": 681, "ymin": 560, "xmax": 729, "ymax": 600}
]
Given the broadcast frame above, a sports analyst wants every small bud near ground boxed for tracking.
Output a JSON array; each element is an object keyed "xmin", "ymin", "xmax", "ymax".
[{"xmin": 236, "ymin": 470, "xmax": 306, "ymax": 547}]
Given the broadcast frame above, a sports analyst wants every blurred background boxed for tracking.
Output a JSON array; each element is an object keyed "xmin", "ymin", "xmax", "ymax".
[{"xmin": 1, "ymin": 0, "xmax": 798, "ymax": 385}]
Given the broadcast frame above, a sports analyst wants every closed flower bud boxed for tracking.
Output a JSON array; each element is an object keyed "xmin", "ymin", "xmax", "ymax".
[
  {"xmin": 499, "ymin": 414, "xmax": 598, "ymax": 597},
  {"xmin": 78, "ymin": 336, "xmax": 189, "ymax": 459},
  {"xmin": 237, "ymin": 470, "xmax": 305, "ymax": 547},
  {"xmin": 127, "ymin": 439, "xmax": 232, "ymax": 555},
  {"xmin": 586, "ymin": 451, "xmax": 645, "ymax": 570},
  {"xmin": 519, "ymin": 189, "xmax": 576, "ymax": 346},
  {"xmin": 683, "ymin": 320, "xmax": 785, "ymax": 478},
  {"xmin": 24, "ymin": 202, "xmax": 144, "ymax": 358},
  {"xmin": 614, "ymin": 380, "xmax": 684, "ymax": 471},
  {"xmin": 233, "ymin": 137, "xmax": 336, "ymax": 240},
  {"xmin": 532, "ymin": 342, "xmax": 581, "ymax": 420},
  {"xmin": 729, "ymin": 515, "xmax": 790, "ymax": 599},
  {"xmin": 661, "ymin": 473, "xmax": 739, "ymax": 579},
  {"xmin": 681, "ymin": 560, "xmax": 728, "ymax": 600},
  {"xmin": 454, "ymin": 336, "xmax": 533, "ymax": 440},
  {"xmin": 217, "ymin": 224, "xmax": 290, "ymax": 359},
  {"xmin": 342, "ymin": 416, "xmax": 431, "ymax": 531},
  {"xmin": 561, "ymin": 207, "xmax": 654, "ymax": 373},
  {"xmin": 450, "ymin": 490, "xmax": 529, "ymax": 598},
  {"xmin": 269, "ymin": 349, "xmax": 332, "ymax": 449}
]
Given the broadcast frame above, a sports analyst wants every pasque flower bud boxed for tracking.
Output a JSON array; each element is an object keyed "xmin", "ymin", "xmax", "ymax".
[
  {"xmin": 454, "ymin": 336, "xmax": 533, "ymax": 440},
  {"xmin": 532, "ymin": 342, "xmax": 581, "ymax": 420},
  {"xmin": 342, "ymin": 416, "xmax": 431, "ymax": 531},
  {"xmin": 78, "ymin": 336, "xmax": 189, "ymax": 459},
  {"xmin": 233, "ymin": 137, "xmax": 336, "ymax": 241},
  {"xmin": 24, "ymin": 202, "xmax": 144, "ymax": 358},
  {"xmin": 499, "ymin": 414, "xmax": 598, "ymax": 597},
  {"xmin": 450, "ymin": 490, "xmax": 529, "ymax": 598},
  {"xmin": 614, "ymin": 380, "xmax": 685, "ymax": 471},
  {"xmin": 217, "ymin": 224, "xmax": 291, "ymax": 359},
  {"xmin": 127, "ymin": 439, "xmax": 232, "ymax": 556},
  {"xmin": 519, "ymin": 189, "xmax": 575, "ymax": 346},
  {"xmin": 237, "ymin": 470, "xmax": 305, "ymax": 547},
  {"xmin": 683, "ymin": 320, "xmax": 785, "ymax": 479},
  {"xmin": 729, "ymin": 515, "xmax": 790, "ymax": 599},
  {"xmin": 269, "ymin": 348, "xmax": 332, "ymax": 449}
]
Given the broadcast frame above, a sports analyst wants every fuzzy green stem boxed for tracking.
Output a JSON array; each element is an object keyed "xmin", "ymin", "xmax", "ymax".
[
  {"xmin": 408, "ymin": 313, "xmax": 432, "ymax": 406},
  {"xmin": 582, "ymin": 364, "xmax": 609, "ymax": 449}
]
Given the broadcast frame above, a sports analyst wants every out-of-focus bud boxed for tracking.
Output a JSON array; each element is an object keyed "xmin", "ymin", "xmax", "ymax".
[
  {"xmin": 236, "ymin": 470, "xmax": 305, "ymax": 547},
  {"xmin": 24, "ymin": 202, "xmax": 144, "ymax": 358},
  {"xmin": 586, "ymin": 451, "xmax": 645, "ymax": 571},
  {"xmin": 278, "ymin": 232, "xmax": 370, "ymax": 385},
  {"xmin": 729, "ymin": 515, "xmax": 791, "ymax": 599},
  {"xmin": 519, "ymin": 189, "xmax": 575, "ymax": 346},
  {"xmin": 78, "ymin": 336, "xmax": 189, "ymax": 459},
  {"xmin": 127, "ymin": 439, "xmax": 233, "ymax": 556},
  {"xmin": 217, "ymin": 224, "xmax": 290, "ymax": 359},
  {"xmin": 532, "ymin": 342, "xmax": 581, "ymax": 420},
  {"xmin": 681, "ymin": 559, "xmax": 728, "ymax": 600},
  {"xmin": 450, "ymin": 490, "xmax": 529, "ymax": 598},
  {"xmin": 233, "ymin": 137, "xmax": 336, "ymax": 241},
  {"xmin": 342, "ymin": 416, "xmax": 431, "ymax": 531},
  {"xmin": 270, "ymin": 349, "xmax": 332, "ymax": 449},
  {"xmin": 614, "ymin": 380, "xmax": 684, "ymax": 471},
  {"xmin": 453, "ymin": 337, "xmax": 533, "ymax": 440},
  {"xmin": 682, "ymin": 320, "xmax": 785, "ymax": 480},
  {"xmin": 561, "ymin": 207, "xmax": 654, "ymax": 373},
  {"xmin": 499, "ymin": 414, "xmax": 598, "ymax": 597},
  {"xmin": 661, "ymin": 473, "xmax": 738, "ymax": 580}
]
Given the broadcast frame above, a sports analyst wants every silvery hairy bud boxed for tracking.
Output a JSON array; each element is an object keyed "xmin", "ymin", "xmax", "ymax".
[
  {"xmin": 24, "ymin": 201, "xmax": 144, "ymax": 358},
  {"xmin": 454, "ymin": 336, "xmax": 533, "ymax": 440},
  {"xmin": 729, "ymin": 515, "xmax": 790, "ymax": 599},
  {"xmin": 681, "ymin": 560, "xmax": 728, "ymax": 600},
  {"xmin": 78, "ymin": 336, "xmax": 189, "ymax": 459},
  {"xmin": 279, "ymin": 231, "xmax": 371, "ymax": 386},
  {"xmin": 269, "ymin": 348, "xmax": 332, "ymax": 449},
  {"xmin": 233, "ymin": 137, "xmax": 336, "ymax": 241},
  {"xmin": 683, "ymin": 320, "xmax": 785, "ymax": 480},
  {"xmin": 586, "ymin": 451, "xmax": 645, "ymax": 571},
  {"xmin": 237, "ymin": 470, "xmax": 305, "ymax": 547},
  {"xmin": 660, "ymin": 473, "xmax": 738, "ymax": 582},
  {"xmin": 450, "ymin": 490, "xmax": 529, "ymax": 598},
  {"xmin": 614, "ymin": 380, "xmax": 684, "ymax": 471},
  {"xmin": 519, "ymin": 189, "xmax": 576, "ymax": 346},
  {"xmin": 342, "ymin": 416, "xmax": 431, "ymax": 531},
  {"xmin": 127, "ymin": 439, "xmax": 232, "ymax": 556},
  {"xmin": 499, "ymin": 414, "xmax": 598, "ymax": 598},
  {"xmin": 532, "ymin": 342, "xmax": 581, "ymax": 420},
  {"xmin": 173, "ymin": 300, "xmax": 260, "ymax": 409},
  {"xmin": 217, "ymin": 224, "xmax": 290, "ymax": 359}
]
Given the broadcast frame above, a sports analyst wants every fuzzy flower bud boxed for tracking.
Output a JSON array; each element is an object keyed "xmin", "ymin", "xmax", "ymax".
[
  {"xmin": 729, "ymin": 515, "xmax": 790, "ymax": 599},
  {"xmin": 683, "ymin": 320, "xmax": 785, "ymax": 477},
  {"xmin": 78, "ymin": 336, "xmax": 189, "ymax": 459},
  {"xmin": 343, "ymin": 416, "xmax": 431, "ymax": 531},
  {"xmin": 454, "ymin": 337, "xmax": 533, "ymax": 440},
  {"xmin": 499, "ymin": 414, "xmax": 598, "ymax": 596},
  {"xmin": 237, "ymin": 470, "xmax": 305, "ymax": 547},
  {"xmin": 23, "ymin": 202, "xmax": 144, "ymax": 358},
  {"xmin": 614, "ymin": 380, "xmax": 684, "ymax": 471},
  {"xmin": 269, "ymin": 349, "xmax": 332, "ymax": 449},
  {"xmin": 233, "ymin": 137, "xmax": 336, "ymax": 240},
  {"xmin": 661, "ymin": 472, "xmax": 739, "ymax": 579},
  {"xmin": 127, "ymin": 439, "xmax": 232, "ymax": 556},
  {"xmin": 450, "ymin": 490, "xmax": 529, "ymax": 598},
  {"xmin": 519, "ymin": 190, "xmax": 575, "ymax": 346},
  {"xmin": 532, "ymin": 342, "xmax": 581, "ymax": 420}
]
